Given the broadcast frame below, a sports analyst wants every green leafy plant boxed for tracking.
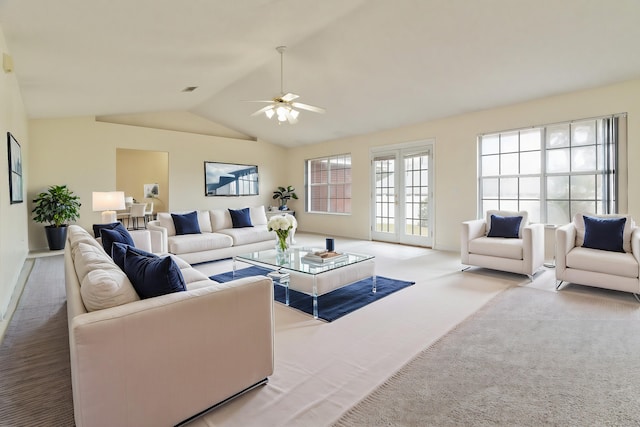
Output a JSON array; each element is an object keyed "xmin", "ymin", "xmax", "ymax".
[
  {"xmin": 272, "ymin": 185, "xmax": 298, "ymax": 207},
  {"xmin": 32, "ymin": 185, "xmax": 81, "ymax": 227}
]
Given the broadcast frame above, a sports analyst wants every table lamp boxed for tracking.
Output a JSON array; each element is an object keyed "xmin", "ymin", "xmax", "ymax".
[{"xmin": 92, "ymin": 191, "xmax": 125, "ymax": 224}]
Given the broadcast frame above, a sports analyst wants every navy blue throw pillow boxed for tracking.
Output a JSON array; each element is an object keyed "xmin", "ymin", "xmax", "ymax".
[
  {"xmin": 171, "ymin": 211, "xmax": 201, "ymax": 235},
  {"xmin": 583, "ymin": 215, "xmax": 626, "ymax": 253},
  {"xmin": 123, "ymin": 247, "xmax": 186, "ymax": 299},
  {"xmin": 101, "ymin": 223, "xmax": 135, "ymax": 255},
  {"xmin": 111, "ymin": 242, "xmax": 157, "ymax": 271},
  {"xmin": 229, "ymin": 207, "xmax": 253, "ymax": 228},
  {"xmin": 487, "ymin": 214, "xmax": 523, "ymax": 238},
  {"xmin": 93, "ymin": 222, "xmax": 122, "ymax": 239}
]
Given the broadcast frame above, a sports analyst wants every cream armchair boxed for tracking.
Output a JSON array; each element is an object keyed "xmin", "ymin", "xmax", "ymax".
[
  {"xmin": 555, "ymin": 213, "xmax": 640, "ymax": 301},
  {"xmin": 461, "ymin": 210, "xmax": 544, "ymax": 280}
]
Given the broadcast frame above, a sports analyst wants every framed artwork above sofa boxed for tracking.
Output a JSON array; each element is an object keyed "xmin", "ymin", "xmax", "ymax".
[{"xmin": 204, "ymin": 161, "xmax": 259, "ymax": 196}]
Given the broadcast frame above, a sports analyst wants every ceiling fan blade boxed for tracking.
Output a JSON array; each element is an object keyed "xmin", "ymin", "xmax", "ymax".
[
  {"xmin": 243, "ymin": 100, "xmax": 276, "ymax": 103},
  {"xmin": 285, "ymin": 109, "xmax": 299, "ymax": 124},
  {"xmin": 251, "ymin": 104, "xmax": 275, "ymax": 116},
  {"xmin": 281, "ymin": 92, "xmax": 299, "ymax": 102},
  {"xmin": 291, "ymin": 102, "xmax": 326, "ymax": 114}
]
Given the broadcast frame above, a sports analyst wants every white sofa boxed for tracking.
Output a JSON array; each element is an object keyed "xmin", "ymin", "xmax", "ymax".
[
  {"xmin": 555, "ymin": 213, "xmax": 640, "ymax": 300},
  {"xmin": 461, "ymin": 210, "xmax": 544, "ymax": 279},
  {"xmin": 64, "ymin": 225, "xmax": 274, "ymax": 427},
  {"xmin": 148, "ymin": 206, "xmax": 276, "ymax": 264}
]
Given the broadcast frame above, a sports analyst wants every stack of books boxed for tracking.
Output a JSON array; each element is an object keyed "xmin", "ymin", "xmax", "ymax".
[{"xmin": 302, "ymin": 250, "xmax": 348, "ymax": 264}]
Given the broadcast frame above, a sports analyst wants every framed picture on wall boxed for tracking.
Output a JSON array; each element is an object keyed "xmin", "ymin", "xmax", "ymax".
[
  {"xmin": 7, "ymin": 132, "xmax": 23, "ymax": 204},
  {"xmin": 144, "ymin": 183, "xmax": 159, "ymax": 198},
  {"xmin": 204, "ymin": 161, "xmax": 259, "ymax": 196}
]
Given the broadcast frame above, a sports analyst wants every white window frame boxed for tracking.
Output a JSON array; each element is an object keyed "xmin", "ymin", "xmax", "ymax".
[
  {"xmin": 478, "ymin": 114, "xmax": 626, "ymax": 225},
  {"xmin": 305, "ymin": 153, "xmax": 352, "ymax": 214}
]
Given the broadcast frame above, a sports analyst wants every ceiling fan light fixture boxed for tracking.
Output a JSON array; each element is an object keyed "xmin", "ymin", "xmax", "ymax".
[
  {"xmin": 265, "ymin": 108, "xmax": 275, "ymax": 119},
  {"xmin": 247, "ymin": 45, "xmax": 325, "ymax": 124}
]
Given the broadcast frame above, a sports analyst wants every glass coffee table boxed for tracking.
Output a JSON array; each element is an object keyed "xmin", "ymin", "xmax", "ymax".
[{"xmin": 234, "ymin": 247, "xmax": 376, "ymax": 319}]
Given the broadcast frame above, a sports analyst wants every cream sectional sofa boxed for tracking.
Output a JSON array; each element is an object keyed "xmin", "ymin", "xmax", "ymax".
[
  {"xmin": 147, "ymin": 206, "xmax": 276, "ymax": 264},
  {"xmin": 64, "ymin": 225, "xmax": 274, "ymax": 427}
]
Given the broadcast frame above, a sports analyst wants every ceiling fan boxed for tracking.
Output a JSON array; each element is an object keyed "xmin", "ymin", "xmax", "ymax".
[{"xmin": 247, "ymin": 46, "xmax": 325, "ymax": 124}]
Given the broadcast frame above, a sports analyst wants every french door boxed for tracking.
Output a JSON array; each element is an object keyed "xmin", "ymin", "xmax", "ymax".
[{"xmin": 371, "ymin": 143, "xmax": 433, "ymax": 247}]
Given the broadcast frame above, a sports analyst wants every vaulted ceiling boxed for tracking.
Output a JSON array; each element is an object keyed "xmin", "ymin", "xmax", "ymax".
[{"xmin": 2, "ymin": 0, "xmax": 640, "ymax": 147}]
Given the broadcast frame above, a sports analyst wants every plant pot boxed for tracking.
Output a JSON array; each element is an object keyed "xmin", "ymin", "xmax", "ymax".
[{"xmin": 45, "ymin": 225, "xmax": 68, "ymax": 250}]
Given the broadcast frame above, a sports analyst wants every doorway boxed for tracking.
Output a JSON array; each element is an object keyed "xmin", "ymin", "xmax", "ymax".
[
  {"xmin": 371, "ymin": 141, "xmax": 434, "ymax": 247},
  {"xmin": 116, "ymin": 148, "xmax": 169, "ymax": 215}
]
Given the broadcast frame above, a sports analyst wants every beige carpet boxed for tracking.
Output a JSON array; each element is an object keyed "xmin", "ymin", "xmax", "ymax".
[
  {"xmin": 187, "ymin": 236, "xmax": 517, "ymax": 426},
  {"xmin": 0, "ymin": 235, "xmax": 534, "ymax": 426},
  {"xmin": 0, "ymin": 255, "xmax": 74, "ymax": 426},
  {"xmin": 334, "ymin": 285, "xmax": 640, "ymax": 426}
]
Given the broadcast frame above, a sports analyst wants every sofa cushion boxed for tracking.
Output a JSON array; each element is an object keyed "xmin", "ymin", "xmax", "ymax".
[
  {"xmin": 229, "ymin": 207, "xmax": 253, "ymax": 228},
  {"xmin": 468, "ymin": 236, "xmax": 524, "ymax": 260},
  {"xmin": 123, "ymin": 247, "xmax": 186, "ymax": 299},
  {"xmin": 80, "ymin": 266, "xmax": 140, "ymax": 312},
  {"xmin": 168, "ymin": 233, "xmax": 233, "ymax": 255},
  {"xmin": 68, "ymin": 225, "xmax": 103, "ymax": 251},
  {"xmin": 186, "ymin": 279, "xmax": 217, "ymax": 291},
  {"xmin": 574, "ymin": 213, "xmax": 634, "ymax": 253},
  {"xmin": 217, "ymin": 225, "xmax": 275, "ymax": 246},
  {"xmin": 73, "ymin": 242, "xmax": 117, "ymax": 284},
  {"xmin": 487, "ymin": 214, "xmax": 522, "ymax": 238},
  {"xmin": 567, "ymin": 247, "xmax": 638, "ymax": 278},
  {"xmin": 101, "ymin": 223, "xmax": 135, "ymax": 255},
  {"xmin": 210, "ymin": 209, "xmax": 233, "ymax": 232},
  {"xmin": 172, "ymin": 211, "xmax": 201, "ymax": 235},
  {"xmin": 485, "ymin": 210, "xmax": 528, "ymax": 238},
  {"xmin": 582, "ymin": 215, "xmax": 626, "ymax": 253}
]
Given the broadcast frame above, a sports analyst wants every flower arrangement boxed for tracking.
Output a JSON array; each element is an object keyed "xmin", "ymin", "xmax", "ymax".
[{"xmin": 268, "ymin": 214, "xmax": 296, "ymax": 252}]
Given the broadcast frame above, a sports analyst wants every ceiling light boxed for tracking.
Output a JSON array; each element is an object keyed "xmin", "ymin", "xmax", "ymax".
[{"xmin": 247, "ymin": 46, "xmax": 325, "ymax": 125}]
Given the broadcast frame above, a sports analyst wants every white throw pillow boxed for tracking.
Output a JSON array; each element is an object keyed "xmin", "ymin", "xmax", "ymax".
[
  {"xmin": 573, "ymin": 213, "xmax": 634, "ymax": 253},
  {"xmin": 73, "ymin": 242, "xmax": 115, "ymax": 284},
  {"xmin": 210, "ymin": 209, "xmax": 233, "ymax": 231},
  {"xmin": 250, "ymin": 205, "xmax": 268, "ymax": 226},
  {"xmin": 485, "ymin": 210, "xmax": 529, "ymax": 238},
  {"xmin": 80, "ymin": 268, "xmax": 140, "ymax": 312}
]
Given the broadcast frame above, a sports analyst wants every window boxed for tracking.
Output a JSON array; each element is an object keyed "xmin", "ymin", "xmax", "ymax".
[
  {"xmin": 478, "ymin": 115, "xmax": 625, "ymax": 225},
  {"xmin": 306, "ymin": 154, "xmax": 352, "ymax": 213}
]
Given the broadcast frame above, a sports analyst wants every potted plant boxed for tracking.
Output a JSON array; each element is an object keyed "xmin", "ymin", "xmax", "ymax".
[
  {"xmin": 32, "ymin": 185, "xmax": 81, "ymax": 250},
  {"xmin": 272, "ymin": 185, "xmax": 298, "ymax": 210}
]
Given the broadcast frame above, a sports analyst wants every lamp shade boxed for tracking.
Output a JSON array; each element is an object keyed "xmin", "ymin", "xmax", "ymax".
[{"xmin": 92, "ymin": 191, "xmax": 125, "ymax": 223}]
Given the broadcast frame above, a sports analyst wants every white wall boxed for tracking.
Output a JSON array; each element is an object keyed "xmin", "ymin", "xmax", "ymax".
[
  {"xmin": 24, "ymin": 79, "xmax": 640, "ymax": 253},
  {"xmin": 28, "ymin": 117, "xmax": 287, "ymax": 250},
  {"xmin": 289, "ymin": 78, "xmax": 640, "ymax": 251},
  {"xmin": 0, "ymin": 26, "xmax": 29, "ymax": 318}
]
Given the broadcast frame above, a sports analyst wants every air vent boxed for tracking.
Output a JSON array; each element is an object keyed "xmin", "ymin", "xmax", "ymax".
[{"xmin": 182, "ymin": 86, "xmax": 198, "ymax": 92}]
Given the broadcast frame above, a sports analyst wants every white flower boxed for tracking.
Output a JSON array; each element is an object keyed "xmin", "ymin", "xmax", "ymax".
[{"xmin": 268, "ymin": 214, "xmax": 296, "ymax": 231}]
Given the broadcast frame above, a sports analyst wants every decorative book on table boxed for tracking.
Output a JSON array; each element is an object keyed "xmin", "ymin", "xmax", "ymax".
[{"xmin": 302, "ymin": 250, "xmax": 348, "ymax": 264}]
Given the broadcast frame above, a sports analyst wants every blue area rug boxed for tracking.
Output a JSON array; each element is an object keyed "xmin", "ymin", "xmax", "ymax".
[{"xmin": 210, "ymin": 266, "xmax": 415, "ymax": 322}]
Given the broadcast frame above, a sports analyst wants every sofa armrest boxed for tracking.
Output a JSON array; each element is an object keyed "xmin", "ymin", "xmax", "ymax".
[
  {"xmin": 632, "ymin": 227, "xmax": 640, "ymax": 267},
  {"xmin": 461, "ymin": 219, "xmax": 486, "ymax": 263},
  {"xmin": 147, "ymin": 220, "xmax": 168, "ymax": 254},
  {"xmin": 522, "ymin": 223, "xmax": 544, "ymax": 274},
  {"xmin": 555, "ymin": 223, "xmax": 577, "ymax": 277},
  {"xmin": 69, "ymin": 276, "xmax": 274, "ymax": 427}
]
